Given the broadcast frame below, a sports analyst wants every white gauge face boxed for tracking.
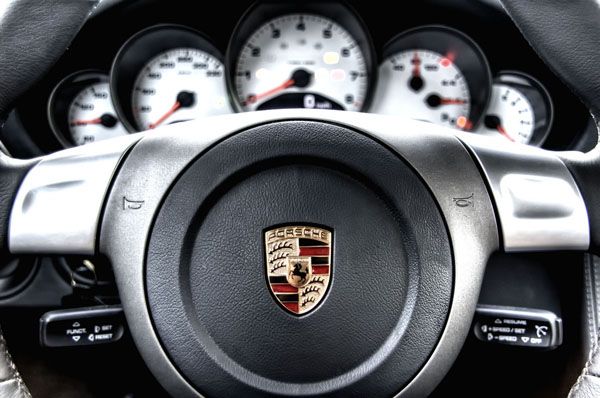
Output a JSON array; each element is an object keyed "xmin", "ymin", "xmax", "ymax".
[
  {"xmin": 371, "ymin": 50, "xmax": 472, "ymax": 129},
  {"xmin": 132, "ymin": 48, "xmax": 231, "ymax": 131},
  {"xmin": 476, "ymin": 84, "xmax": 535, "ymax": 144},
  {"xmin": 234, "ymin": 14, "xmax": 369, "ymax": 112},
  {"xmin": 67, "ymin": 82, "xmax": 128, "ymax": 146}
]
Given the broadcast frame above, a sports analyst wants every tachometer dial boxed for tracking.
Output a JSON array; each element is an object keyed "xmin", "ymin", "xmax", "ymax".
[
  {"xmin": 111, "ymin": 25, "xmax": 232, "ymax": 132},
  {"xmin": 227, "ymin": 3, "xmax": 376, "ymax": 112},
  {"xmin": 477, "ymin": 72, "xmax": 553, "ymax": 146},
  {"xmin": 48, "ymin": 71, "xmax": 128, "ymax": 147},
  {"xmin": 371, "ymin": 26, "xmax": 491, "ymax": 130}
]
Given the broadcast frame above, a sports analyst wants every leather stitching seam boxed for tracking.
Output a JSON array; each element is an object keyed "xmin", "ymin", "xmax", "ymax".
[{"xmin": 0, "ymin": 327, "xmax": 31, "ymax": 398}]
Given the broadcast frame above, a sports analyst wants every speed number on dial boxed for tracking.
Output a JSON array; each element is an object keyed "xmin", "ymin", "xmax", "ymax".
[{"xmin": 233, "ymin": 14, "xmax": 370, "ymax": 112}]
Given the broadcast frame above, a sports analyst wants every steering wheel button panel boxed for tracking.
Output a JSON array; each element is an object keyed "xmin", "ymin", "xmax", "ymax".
[
  {"xmin": 40, "ymin": 305, "xmax": 125, "ymax": 348},
  {"xmin": 473, "ymin": 305, "xmax": 563, "ymax": 349}
]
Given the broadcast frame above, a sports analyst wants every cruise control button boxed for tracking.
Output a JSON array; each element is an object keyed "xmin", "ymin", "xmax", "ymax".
[
  {"xmin": 473, "ymin": 305, "xmax": 562, "ymax": 349},
  {"xmin": 39, "ymin": 305, "xmax": 124, "ymax": 347}
]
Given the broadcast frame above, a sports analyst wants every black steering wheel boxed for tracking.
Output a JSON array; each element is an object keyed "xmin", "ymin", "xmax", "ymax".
[{"xmin": 1, "ymin": 0, "xmax": 600, "ymax": 397}]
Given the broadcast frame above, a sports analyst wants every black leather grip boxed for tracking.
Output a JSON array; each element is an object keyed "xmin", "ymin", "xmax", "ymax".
[
  {"xmin": 0, "ymin": 0, "xmax": 98, "ymax": 120},
  {"xmin": 501, "ymin": 0, "xmax": 600, "ymax": 255},
  {"xmin": 0, "ymin": 0, "xmax": 97, "ymax": 252},
  {"xmin": 0, "ymin": 155, "xmax": 37, "ymax": 254},
  {"xmin": 0, "ymin": 3, "xmax": 96, "ymax": 397},
  {"xmin": 560, "ymin": 150, "xmax": 600, "ymax": 255},
  {"xmin": 500, "ymin": 0, "xmax": 600, "ymax": 118},
  {"xmin": 501, "ymin": 1, "xmax": 600, "ymax": 395}
]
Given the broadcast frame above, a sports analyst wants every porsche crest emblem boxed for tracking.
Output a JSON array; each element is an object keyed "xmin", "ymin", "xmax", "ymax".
[{"xmin": 265, "ymin": 225, "xmax": 332, "ymax": 315}]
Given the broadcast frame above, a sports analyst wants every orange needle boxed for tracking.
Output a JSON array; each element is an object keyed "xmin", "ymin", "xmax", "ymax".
[
  {"xmin": 496, "ymin": 125, "xmax": 515, "ymax": 142},
  {"xmin": 149, "ymin": 101, "xmax": 181, "ymax": 129},
  {"xmin": 412, "ymin": 51, "xmax": 421, "ymax": 77},
  {"xmin": 440, "ymin": 98, "xmax": 467, "ymax": 105},
  {"xmin": 244, "ymin": 78, "xmax": 295, "ymax": 105},
  {"xmin": 70, "ymin": 117, "xmax": 102, "ymax": 126}
]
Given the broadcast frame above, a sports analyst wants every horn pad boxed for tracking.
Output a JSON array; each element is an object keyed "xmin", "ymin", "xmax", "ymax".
[{"xmin": 146, "ymin": 121, "xmax": 452, "ymax": 396}]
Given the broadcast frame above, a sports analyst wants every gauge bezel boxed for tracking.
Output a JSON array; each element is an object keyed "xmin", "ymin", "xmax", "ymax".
[
  {"xmin": 47, "ymin": 70, "xmax": 110, "ymax": 148},
  {"xmin": 110, "ymin": 24, "xmax": 225, "ymax": 132},
  {"xmin": 225, "ymin": 1, "xmax": 378, "ymax": 113},
  {"xmin": 493, "ymin": 70, "xmax": 554, "ymax": 147},
  {"xmin": 380, "ymin": 25, "xmax": 492, "ymax": 130}
]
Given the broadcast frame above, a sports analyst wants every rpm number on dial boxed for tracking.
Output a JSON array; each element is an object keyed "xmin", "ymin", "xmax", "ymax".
[
  {"xmin": 234, "ymin": 14, "xmax": 369, "ymax": 112},
  {"xmin": 132, "ymin": 48, "xmax": 228, "ymax": 130}
]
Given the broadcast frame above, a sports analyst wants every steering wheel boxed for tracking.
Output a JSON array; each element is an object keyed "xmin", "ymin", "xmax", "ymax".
[{"xmin": 1, "ymin": 0, "xmax": 600, "ymax": 397}]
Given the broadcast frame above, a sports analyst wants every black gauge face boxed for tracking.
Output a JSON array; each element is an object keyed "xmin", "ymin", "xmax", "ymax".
[
  {"xmin": 370, "ymin": 26, "xmax": 492, "ymax": 131},
  {"xmin": 48, "ymin": 71, "xmax": 128, "ymax": 147},
  {"xmin": 227, "ymin": 3, "xmax": 376, "ymax": 112},
  {"xmin": 476, "ymin": 71, "xmax": 553, "ymax": 146},
  {"xmin": 111, "ymin": 25, "xmax": 232, "ymax": 132}
]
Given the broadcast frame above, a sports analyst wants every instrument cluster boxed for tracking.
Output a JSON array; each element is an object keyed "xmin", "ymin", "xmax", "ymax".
[{"xmin": 44, "ymin": 1, "xmax": 557, "ymax": 148}]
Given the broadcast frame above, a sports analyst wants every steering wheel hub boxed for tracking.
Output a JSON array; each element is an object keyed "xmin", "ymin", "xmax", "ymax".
[{"xmin": 145, "ymin": 121, "xmax": 453, "ymax": 396}]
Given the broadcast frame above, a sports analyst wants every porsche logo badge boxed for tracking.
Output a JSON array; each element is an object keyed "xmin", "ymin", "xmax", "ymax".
[{"xmin": 265, "ymin": 225, "xmax": 332, "ymax": 315}]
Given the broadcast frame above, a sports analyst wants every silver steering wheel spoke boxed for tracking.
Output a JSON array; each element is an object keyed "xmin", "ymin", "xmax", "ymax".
[
  {"xmin": 5, "ymin": 110, "xmax": 590, "ymax": 257},
  {"xmin": 8, "ymin": 134, "xmax": 140, "ymax": 254},
  {"xmin": 458, "ymin": 132, "xmax": 589, "ymax": 252}
]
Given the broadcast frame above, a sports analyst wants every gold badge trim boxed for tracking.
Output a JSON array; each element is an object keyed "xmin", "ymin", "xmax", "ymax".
[{"xmin": 265, "ymin": 225, "xmax": 332, "ymax": 315}]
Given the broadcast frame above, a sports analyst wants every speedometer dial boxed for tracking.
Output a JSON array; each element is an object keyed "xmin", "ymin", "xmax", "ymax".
[
  {"xmin": 132, "ymin": 48, "xmax": 228, "ymax": 130},
  {"xmin": 227, "ymin": 4, "xmax": 376, "ymax": 112},
  {"xmin": 111, "ymin": 25, "xmax": 232, "ymax": 132}
]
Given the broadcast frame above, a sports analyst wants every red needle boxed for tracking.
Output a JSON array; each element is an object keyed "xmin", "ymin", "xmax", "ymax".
[
  {"xmin": 149, "ymin": 101, "xmax": 181, "ymax": 129},
  {"xmin": 70, "ymin": 117, "xmax": 102, "ymax": 126},
  {"xmin": 244, "ymin": 78, "xmax": 295, "ymax": 105},
  {"xmin": 496, "ymin": 125, "xmax": 515, "ymax": 142},
  {"xmin": 412, "ymin": 51, "xmax": 421, "ymax": 77},
  {"xmin": 440, "ymin": 98, "xmax": 467, "ymax": 105}
]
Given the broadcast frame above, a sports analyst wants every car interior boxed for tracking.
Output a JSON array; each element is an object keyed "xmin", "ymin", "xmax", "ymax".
[{"xmin": 0, "ymin": 0, "xmax": 600, "ymax": 397}]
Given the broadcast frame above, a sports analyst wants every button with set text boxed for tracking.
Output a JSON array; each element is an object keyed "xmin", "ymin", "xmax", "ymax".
[
  {"xmin": 40, "ymin": 305, "xmax": 125, "ymax": 347},
  {"xmin": 473, "ymin": 305, "xmax": 562, "ymax": 349}
]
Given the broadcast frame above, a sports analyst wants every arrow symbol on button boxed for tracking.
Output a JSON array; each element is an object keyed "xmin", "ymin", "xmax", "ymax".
[
  {"xmin": 72, "ymin": 322, "xmax": 80, "ymax": 327},
  {"xmin": 72, "ymin": 336, "xmax": 80, "ymax": 342},
  {"xmin": 521, "ymin": 336, "xmax": 530, "ymax": 343}
]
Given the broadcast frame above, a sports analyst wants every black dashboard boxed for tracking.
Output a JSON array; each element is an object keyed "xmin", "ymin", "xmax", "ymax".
[{"xmin": 1, "ymin": 0, "xmax": 596, "ymax": 158}]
